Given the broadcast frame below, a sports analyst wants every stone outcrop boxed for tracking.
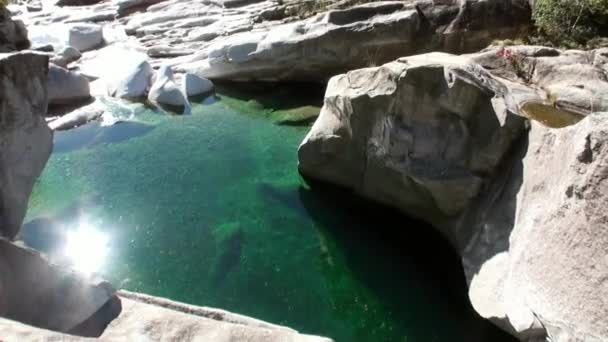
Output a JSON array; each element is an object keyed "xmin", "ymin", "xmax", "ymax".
[
  {"xmin": 467, "ymin": 114, "xmax": 608, "ymax": 342},
  {"xmin": 0, "ymin": 7, "xmax": 29, "ymax": 52},
  {"xmin": 172, "ymin": 0, "xmax": 532, "ymax": 81},
  {"xmin": 298, "ymin": 48, "xmax": 608, "ymax": 341},
  {"xmin": 0, "ymin": 52, "xmax": 52, "ymax": 240}
]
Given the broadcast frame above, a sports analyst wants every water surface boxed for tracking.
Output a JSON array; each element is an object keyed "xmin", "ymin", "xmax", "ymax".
[{"xmin": 25, "ymin": 87, "xmax": 515, "ymax": 342}]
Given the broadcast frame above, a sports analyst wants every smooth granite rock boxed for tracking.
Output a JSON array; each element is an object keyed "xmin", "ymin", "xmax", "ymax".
[
  {"xmin": 182, "ymin": 72, "xmax": 214, "ymax": 96},
  {"xmin": 50, "ymin": 45, "xmax": 82, "ymax": 68},
  {"xmin": 0, "ymin": 290, "xmax": 334, "ymax": 341},
  {"xmin": 148, "ymin": 64, "xmax": 188, "ymax": 107},
  {"xmin": 0, "ymin": 52, "xmax": 52, "ymax": 239},
  {"xmin": 298, "ymin": 48, "xmax": 608, "ymax": 341},
  {"xmin": 0, "ymin": 7, "xmax": 29, "ymax": 52},
  {"xmin": 48, "ymin": 64, "xmax": 91, "ymax": 106},
  {"xmin": 17, "ymin": 0, "xmax": 531, "ymax": 81}
]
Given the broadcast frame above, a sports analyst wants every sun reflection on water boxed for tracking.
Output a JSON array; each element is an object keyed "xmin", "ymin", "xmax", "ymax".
[{"xmin": 64, "ymin": 222, "xmax": 109, "ymax": 275}]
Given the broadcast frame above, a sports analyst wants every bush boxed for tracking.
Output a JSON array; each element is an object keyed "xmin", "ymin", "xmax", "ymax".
[{"xmin": 533, "ymin": 0, "xmax": 608, "ymax": 47}]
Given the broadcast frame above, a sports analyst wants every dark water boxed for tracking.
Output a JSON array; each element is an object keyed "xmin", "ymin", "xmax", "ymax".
[{"xmin": 24, "ymin": 88, "xmax": 515, "ymax": 342}]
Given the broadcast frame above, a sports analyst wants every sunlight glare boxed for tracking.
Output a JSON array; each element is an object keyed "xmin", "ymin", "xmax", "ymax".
[{"xmin": 64, "ymin": 222, "xmax": 109, "ymax": 275}]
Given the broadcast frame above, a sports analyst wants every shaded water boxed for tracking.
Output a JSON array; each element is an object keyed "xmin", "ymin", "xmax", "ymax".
[{"xmin": 24, "ymin": 87, "xmax": 516, "ymax": 342}]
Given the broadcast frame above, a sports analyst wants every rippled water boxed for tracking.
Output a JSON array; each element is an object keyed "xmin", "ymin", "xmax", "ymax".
[{"xmin": 24, "ymin": 85, "xmax": 515, "ymax": 342}]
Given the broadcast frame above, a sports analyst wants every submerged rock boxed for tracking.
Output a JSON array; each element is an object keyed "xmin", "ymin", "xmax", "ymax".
[
  {"xmin": 48, "ymin": 64, "xmax": 91, "ymax": 106},
  {"xmin": 298, "ymin": 48, "xmax": 608, "ymax": 341},
  {"xmin": 0, "ymin": 52, "xmax": 52, "ymax": 239}
]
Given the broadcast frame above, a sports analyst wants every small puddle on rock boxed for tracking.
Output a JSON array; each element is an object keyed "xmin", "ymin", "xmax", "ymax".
[{"xmin": 521, "ymin": 102, "xmax": 584, "ymax": 128}]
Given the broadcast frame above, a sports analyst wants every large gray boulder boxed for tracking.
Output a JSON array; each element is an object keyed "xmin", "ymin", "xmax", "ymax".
[
  {"xmin": 467, "ymin": 113, "xmax": 608, "ymax": 342},
  {"xmin": 0, "ymin": 52, "xmax": 52, "ymax": 240},
  {"xmin": 298, "ymin": 48, "xmax": 608, "ymax": 341},
  {"xmin": 48, "ymin": 64, "xmax": 91, "ymax": 106},
  {"xmin": 0, "ymin": 7, "xmax": 29, "ymax": 52},
  {"xmin": 299, "ymin": 52, "xmax": 529, "ymax": 226}
]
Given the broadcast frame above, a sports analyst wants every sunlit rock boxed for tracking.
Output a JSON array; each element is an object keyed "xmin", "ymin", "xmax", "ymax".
[
  {"xmin": 148, "ymin": 64, "xmax": 188, "ymax": 109},
  {"xmin": 50, "ymin": 45, "xmax": 82, "ymax": 68},
  {"xmin": 48, "ymin": 64, "xmax": 91, "ymax": 106}
]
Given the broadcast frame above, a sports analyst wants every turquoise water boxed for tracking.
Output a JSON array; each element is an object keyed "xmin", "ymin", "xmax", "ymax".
[{"xmin": 24, "ymin": 86, "xmax": 515, "ymax": 342}]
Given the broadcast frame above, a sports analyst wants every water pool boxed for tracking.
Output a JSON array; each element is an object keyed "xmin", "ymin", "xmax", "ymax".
[{"xmin": 24, "ymin": 85, "xmax": 515, "ymax": 342}]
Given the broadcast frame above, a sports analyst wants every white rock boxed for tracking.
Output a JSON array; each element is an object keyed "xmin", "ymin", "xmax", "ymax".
[
  {"xmin": 148, "ymin": 65, "xmax": 187, "ymax": 107},
  {"xmin": 49, "ymin": 46, "xmax": 81, "ymax": 68},
  {"xmin": 48, "ymin": 106, "xmax": 103, "ymax": 130},
  {"xmin": 47, "ymin": 64, "xmax": 91, "ymax": 106},
  {"xmin": 67, "ymin": 23, "xmax": 103, "ymax": 52},
  {"xmin": 28, "ymin": 23, "xmax": 103, "ymax": 53},
  {"xmin": 182, "ymin": 73, "xmax": 214, "ymax": 97},
  {"xmin": 98, "ymin": 49, "xmax": 154, "ymax": 99}
]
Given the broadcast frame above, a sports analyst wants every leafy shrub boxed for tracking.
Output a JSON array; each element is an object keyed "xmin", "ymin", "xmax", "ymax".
[{"xmin": 533, "ymin": 0, "xmax": 608, "ymax": 47}]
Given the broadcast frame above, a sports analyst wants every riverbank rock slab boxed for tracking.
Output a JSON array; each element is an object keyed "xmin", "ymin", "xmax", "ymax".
[{"xmin": 0, "ymin": 290, "xmax": 334, "ymax": 342}]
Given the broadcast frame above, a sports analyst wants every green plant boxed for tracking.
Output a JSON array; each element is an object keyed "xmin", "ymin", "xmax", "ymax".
[{"xmin": 533, "ymin": 0, "xmax": 608, "ymax": 47}]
